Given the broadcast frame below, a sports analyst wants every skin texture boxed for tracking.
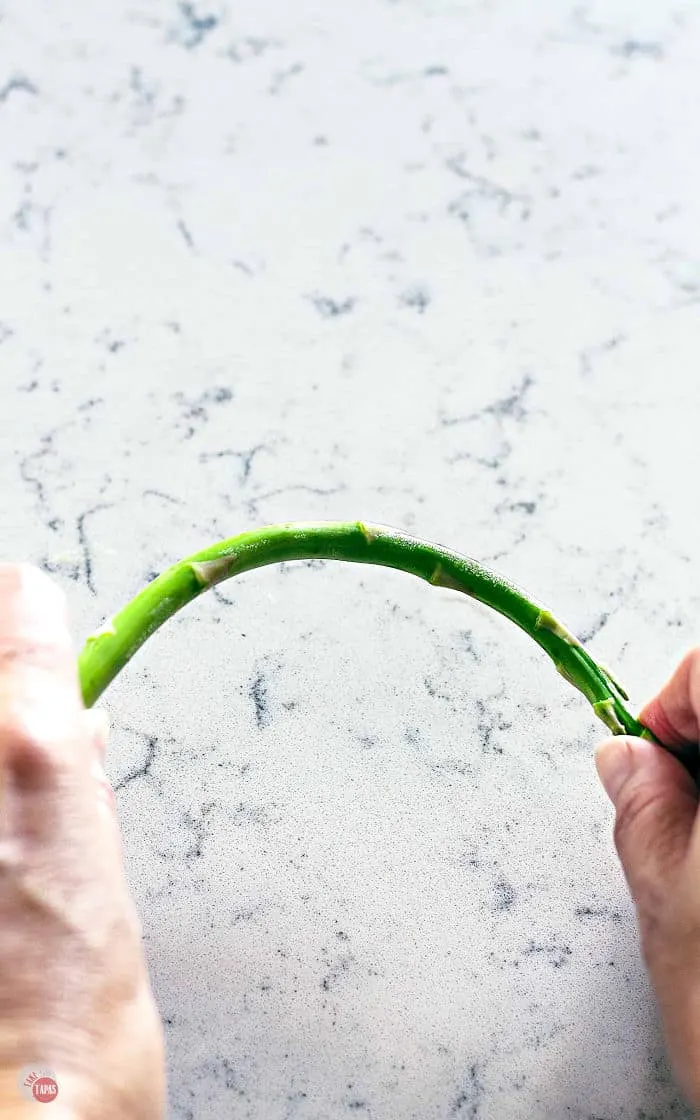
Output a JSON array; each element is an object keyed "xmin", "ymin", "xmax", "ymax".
[
  {"xmin": 596, "ymin": 646, "xmax": 700, "ymax": 1111},
  {"xmin": 0, "ymin": 565, "xmax": 164, "ymax": 1119}
]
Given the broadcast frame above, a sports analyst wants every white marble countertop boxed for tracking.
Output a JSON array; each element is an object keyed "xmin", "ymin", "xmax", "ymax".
[{"xmin": 3, "ymin": 1, "xmax": 700, "ymax": 1116}]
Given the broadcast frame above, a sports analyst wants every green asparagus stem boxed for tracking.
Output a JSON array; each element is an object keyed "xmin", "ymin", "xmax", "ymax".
[{"xmin": 77, "ymin": 520, "xmax": 656, "ymax": 745}]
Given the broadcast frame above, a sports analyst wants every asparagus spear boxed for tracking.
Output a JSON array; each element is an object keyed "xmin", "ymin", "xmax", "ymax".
[{"xmin": 76, "ymin": 520, "xmax": 668, "ymax": 752}]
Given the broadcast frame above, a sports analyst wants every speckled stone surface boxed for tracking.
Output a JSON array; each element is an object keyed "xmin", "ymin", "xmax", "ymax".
[{"xmin": 3, "ymin": 1, "xmax": 700, "ymax": 1116}]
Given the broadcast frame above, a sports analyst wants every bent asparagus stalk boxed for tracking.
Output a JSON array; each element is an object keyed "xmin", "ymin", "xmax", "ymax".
[{"xmin": 76, "ymin": 519, "xmax": 663, "ymax": 748}]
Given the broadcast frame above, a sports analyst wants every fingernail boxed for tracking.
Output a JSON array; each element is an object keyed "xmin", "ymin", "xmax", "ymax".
[{"xmin": 595, "ymin": 738, "xmax": 635, "ymax": 803}]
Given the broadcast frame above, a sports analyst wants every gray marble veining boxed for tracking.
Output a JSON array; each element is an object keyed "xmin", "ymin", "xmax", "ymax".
[{"xmin": 2, "ymin": 1, "xmax": 700, "ymax": 1116}]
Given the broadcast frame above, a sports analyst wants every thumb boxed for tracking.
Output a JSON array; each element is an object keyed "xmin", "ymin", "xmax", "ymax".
[{"xmin": 595, "ymin": 736, "xmax": 698, "ymax": 905}]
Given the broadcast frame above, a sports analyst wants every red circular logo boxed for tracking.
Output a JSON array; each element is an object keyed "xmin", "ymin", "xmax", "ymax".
[{"xmin": 31, "ymin": 1077, "xmax": 58, "ymax": 1103}]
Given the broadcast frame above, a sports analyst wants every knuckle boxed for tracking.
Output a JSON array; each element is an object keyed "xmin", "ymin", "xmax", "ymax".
[
  {"xmin": 0, "ymin": 715, "xmax": 63, "ymax": 782},
  {"xmin": 613, "ymin": 782, "xmax": 661, "ymax": 855},
  {"xmin": 102, "ymin": 900, "xmax": 143, "ymax": 953},
  {"xmin": 613, "ymin": 779, "xmax": 692, "ymax": 914},
  {"xmin": 639, "ymin": 889, "xmax": 700, "ymax": 968}
]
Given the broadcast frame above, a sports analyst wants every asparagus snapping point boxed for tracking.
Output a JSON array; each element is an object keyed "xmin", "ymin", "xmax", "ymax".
[{"xmin": 76, "ymin": 520, "xmax": 660, "ymax": 754}]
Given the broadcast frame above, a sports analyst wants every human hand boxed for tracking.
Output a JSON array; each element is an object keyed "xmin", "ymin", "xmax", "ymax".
[
  {"xmin": 596, "ymin": 647, "xmax": 700, "ymax": 1108},
  {"xmin": 0, "ymin": 565, "xmax": 165, "ymax": 1118}
]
